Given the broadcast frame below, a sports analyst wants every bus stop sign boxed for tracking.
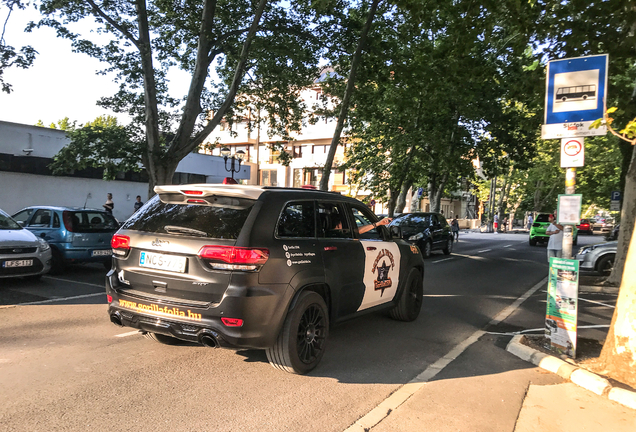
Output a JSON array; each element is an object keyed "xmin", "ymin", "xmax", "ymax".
[{"xmin": 541, "ymin": 55, "xmax": 608, "ymax": 139}]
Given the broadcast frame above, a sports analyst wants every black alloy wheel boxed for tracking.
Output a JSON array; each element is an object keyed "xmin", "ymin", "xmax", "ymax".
[
  {"xmin": 266, "ymin": 291, "xmax": 329, "ymax": 374},
  {"xmin": 422, "ymin": 240, "xmax": 432, "ymax": 258},
  {"xmin": 443, "ymin": 238, "xmax": 453, "ymax": 255},
  {"xmin": 389, "ymin": 268, "xmax": 423, "ymax": 322}
]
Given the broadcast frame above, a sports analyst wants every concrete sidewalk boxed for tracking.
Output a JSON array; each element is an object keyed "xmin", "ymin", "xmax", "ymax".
[
  {"xmin": 343, "ymin": 278, "xmax": 635, "ymax": 432},
  {"xmin": 348, "ymin": 332, "xmax": 635, "ymax": 432}
]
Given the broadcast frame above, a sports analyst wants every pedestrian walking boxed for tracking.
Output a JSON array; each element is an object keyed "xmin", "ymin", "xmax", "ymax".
[
  {"xmin": 451, "ymin": 216, "xmax": 459, "ymax": 242},
  {"xmin": 493, "ymin": 214, "xmax": 499, "ymax": 232},
  {"xmin": 103, "ymin": 193, "xmax": 114, "ymax": 215},
  {"xmin": 527, "ymin": 214, "xmax": 534, "ymax": 230},
  {"xmin": 133, "ymin": 195, "xmax": 144, "ymax": 212},
  {"xmin": 546, "ymin": 214, "xmax": 564, "ymax": 262},
  {"xmin": 502, "ymin": 217, "xmax": 508, "ymax": 233}
]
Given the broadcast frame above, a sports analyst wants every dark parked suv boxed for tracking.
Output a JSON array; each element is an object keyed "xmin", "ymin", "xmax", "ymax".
[
  {"xmin": 106, "ymin": 185, "xmax": 426, "ymax": 374},
  {"xmin": 389, "ymin": 212, "xmax": 453, "ymax": 258}
]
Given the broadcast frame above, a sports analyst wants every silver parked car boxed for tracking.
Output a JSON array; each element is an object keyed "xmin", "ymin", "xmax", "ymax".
[
  {"xmin": 576, "ymin": 241, "xmax": 617, "ymax": 275},
  {"xmin": 0, "ymin": 208, "xmax": 52, "ymax": 280}
]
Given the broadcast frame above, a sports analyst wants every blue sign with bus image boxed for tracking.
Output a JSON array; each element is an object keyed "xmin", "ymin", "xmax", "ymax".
[{"xmin": 545, "ymin": 55, "xmax": 608, "ymax": 125}]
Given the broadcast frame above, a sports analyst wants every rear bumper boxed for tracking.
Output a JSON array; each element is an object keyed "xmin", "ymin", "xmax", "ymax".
[
  {"xmin": 56, "ymin": 244, "xmax": 112, "ymax": 263},
  {"xmin": 105, "ymin": 270, "xmax": 294, "ymax": 349}
]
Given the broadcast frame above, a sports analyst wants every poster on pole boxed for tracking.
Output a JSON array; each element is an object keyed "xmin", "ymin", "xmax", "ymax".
[
  {"xmin": 557, "ymin": 194, "xmax": 582, "ymax": 225},
  {"xmin": 542, "ymin": 55, "xmax": 608, "ymax": 139},
  {"xmin": 546, "ymin": 257, "xmax": 579, "ymax": 358}
]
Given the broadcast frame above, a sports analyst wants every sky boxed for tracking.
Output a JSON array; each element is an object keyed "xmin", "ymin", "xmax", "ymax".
[{"xmin": 0, "ymin": 5, "xmax": 189, "ymax": 127}]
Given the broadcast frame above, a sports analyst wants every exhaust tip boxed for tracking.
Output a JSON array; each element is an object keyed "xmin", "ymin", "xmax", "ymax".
[
  {"xmin": 110, "ymin": 312, "xmax": 123, "ymax": 327},
  {"xmin": 199, "ymin": 334, "xmax": 218, "ymax": 348}
]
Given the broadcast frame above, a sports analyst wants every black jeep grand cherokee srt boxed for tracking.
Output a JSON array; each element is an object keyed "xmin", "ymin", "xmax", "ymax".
[{"xmin": 106, "ymin": 185, "xmax": 425, "ymax": 374}]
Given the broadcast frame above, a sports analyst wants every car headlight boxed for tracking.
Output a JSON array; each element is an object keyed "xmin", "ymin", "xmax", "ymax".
[
  {"xmin": 578, "ymin": 247, "xmax": 590, "ymax": 255},
  {"xmin": 408, "ymin": 232, "xmax": 424, "ymax": 241},
  {"xmin": 37, "ymin": 238, "xmax": 51, "ymax": 252}
]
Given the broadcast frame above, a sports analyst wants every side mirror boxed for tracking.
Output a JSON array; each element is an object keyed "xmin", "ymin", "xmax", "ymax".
[{"xmin": 389, "ymin": 225, "xmax": 402, "ymax": 239}]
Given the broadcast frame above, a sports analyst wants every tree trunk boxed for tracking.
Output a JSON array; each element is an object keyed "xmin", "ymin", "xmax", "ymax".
[
  {"xmin": 394, "ymin": 180, "xmax": 413, "ymax": 214},
  {"xmin": 410, "ymin": 188, "xmax": 419, "ymax": 212},
  {"xmin": 427, "ymin": 173, "xmax": 448, "ymax": 214},
  {"xmin": 320, "ymin": 0, "xmax": 380, "ymax": 191},
  {"xmin": 598, "ymin": 212, "xmax": 636, "ymax": 388},
  {"xmin": 147, "ymin": 158, "xmax": 180, "ymax": 198},
  {"xmin": 606, "ymin": 144, "xmax": 636, "ymax": 286}
]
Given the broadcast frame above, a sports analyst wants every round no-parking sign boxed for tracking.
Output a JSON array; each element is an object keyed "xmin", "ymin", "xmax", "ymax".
[{"xmin": 560, "ymin": 137, "xmax": 585, "ymax": 167}]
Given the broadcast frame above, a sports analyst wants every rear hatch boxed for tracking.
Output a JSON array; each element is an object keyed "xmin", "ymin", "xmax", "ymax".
[
  {"xmin": 66, "ymin": 210, "xmax": 117, "ymax": 253},
  {"xmin": 112, "ymin": 192, "xmax": 258, "ymax": 305}
]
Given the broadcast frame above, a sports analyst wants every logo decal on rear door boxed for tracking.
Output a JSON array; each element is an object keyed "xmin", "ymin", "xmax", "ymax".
[{"xmin": 372, "ymin": 249, "xmax": 395, "ymax": 296}]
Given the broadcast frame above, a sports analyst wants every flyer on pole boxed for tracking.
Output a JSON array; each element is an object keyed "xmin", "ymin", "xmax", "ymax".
[{"xmin": 546, "ymin": 257, "xmax": 580, "ymax": 358}]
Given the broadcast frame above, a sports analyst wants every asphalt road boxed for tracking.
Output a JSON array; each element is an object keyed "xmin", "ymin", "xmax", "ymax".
[{"xmin": 0, "ymin": 231, "xmax": 614, "ymax": 431}]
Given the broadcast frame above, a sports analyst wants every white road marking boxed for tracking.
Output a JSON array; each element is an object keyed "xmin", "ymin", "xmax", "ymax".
[
  {"xmin": 1, "ymin": 292, "xmax": 105, "ymax": 307},
  {"xmin": 451, "ymin": 253, "xmax": 487, "ymax": 261},
  {"xmin": 504, "ymin": 244, "xmax": 513, "ymax": 248},
  {"xmin": 431, "ymin": 257, "xmax": 453, "ymax": 263},
  {"xmin": 115, "ymin": 330, "xmax": 142, "ymax": 338},
  {"xmin": 43, "ymin": 276, "xmax": 103, "ymax": 289},
  {"xmin": 343, "ymin": 277, "xmax": 548, "ymax": 432},
  {"xmin": 578, "ymin": 298, "xmax": 616, "ymax": 308},
  {"xmin": 477, "ymin": 249, "xmax": 492, "ymax": 253}
]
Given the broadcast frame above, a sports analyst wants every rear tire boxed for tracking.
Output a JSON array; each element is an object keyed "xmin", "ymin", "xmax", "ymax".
[
  {"xmin": 143, "ymin": 332, "xmax": 183, "ymax": 345},
  {"xmin": 389, "ymin": 268, "xmax": 423, "ymax": 322},
  {"xmin": 596, "ymin": 254, "xmax": 615, "ymax": 276},
  {"xmin": 266, "ymin": 291, "xmax": 329, "ymax": 374}
]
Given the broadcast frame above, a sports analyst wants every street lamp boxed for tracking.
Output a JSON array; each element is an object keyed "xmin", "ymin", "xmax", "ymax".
[{"xmin": 221, "ymin": 147, "xmax": 245, "ymax": 180}]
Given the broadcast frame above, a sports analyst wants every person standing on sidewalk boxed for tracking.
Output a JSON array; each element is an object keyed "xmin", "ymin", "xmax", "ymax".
[
  {"xmin": 527, "ymin": 214, "xmax": 533, "ymax": 230},
  {"xmin": 493, "ymin": 213, "xmax": 499, "ymax": 232},
  {"xmin": 451, "ymin": 216, "xmax": 459, "ymax": 242},
  {"xmin": 546, "ymin": 214, "xmax": 564, "ymax": 262}
]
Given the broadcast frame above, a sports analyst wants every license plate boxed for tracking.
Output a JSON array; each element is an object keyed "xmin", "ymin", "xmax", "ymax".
[
  {"xmin": 92, "ymin": 249, "xmax": 111, "ymax": 257},
  {"xmin": 139, "ymin": 251, "xmax": 186, "ymax": 273},
  {"xmin": 3, "ymin": 259, "xmax": 33, "ymax": 268}
]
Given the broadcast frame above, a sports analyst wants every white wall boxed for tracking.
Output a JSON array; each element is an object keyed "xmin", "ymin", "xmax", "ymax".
[
  {"xmin": 0, "ymin": 120, "xmax": 254, "ymax": 220},
  {"xmin": 0, "ymin": 171, "xmax": 148, "ymax": 222}
]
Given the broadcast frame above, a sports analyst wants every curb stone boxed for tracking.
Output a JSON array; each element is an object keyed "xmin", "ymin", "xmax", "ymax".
[{"xmin": 506, "ymin": 335, "xmax": 636, "ymax": 411}]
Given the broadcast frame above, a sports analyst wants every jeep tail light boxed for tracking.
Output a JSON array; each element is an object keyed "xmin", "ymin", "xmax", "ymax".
[
  {"xmin": 111, "ymin": 234, "xmax": 130, "ymax": 256},
  {"xmin": 221, "ymin": 317, "xmax": 244, "ymax": 327},
  {"xmin": 181, "ymin": 190, "xmax": 203, "ymax": 195},
  {"xmin": 198, "ymin": 246, "xmax": 269, "ymax": 271}
]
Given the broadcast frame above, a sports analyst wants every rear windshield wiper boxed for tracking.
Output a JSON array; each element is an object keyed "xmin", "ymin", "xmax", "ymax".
[{"xmin": 164, "ymin": 225, "xmax": 208, "ymax": 237}]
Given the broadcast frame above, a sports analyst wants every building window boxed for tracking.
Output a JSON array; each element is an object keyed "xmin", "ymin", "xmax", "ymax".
[
  {"xmin": 261, "ymin": 169, "xmax": 278, "ymax": 186},
  {"xmin": 293, "ymin": 146, "xmax": 303, "ymax": 159}
]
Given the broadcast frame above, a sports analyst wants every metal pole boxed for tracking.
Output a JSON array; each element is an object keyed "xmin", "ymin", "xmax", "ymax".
[{"xmin": 562, "ymin": 167, "xmax": 576, "ymax": 258}]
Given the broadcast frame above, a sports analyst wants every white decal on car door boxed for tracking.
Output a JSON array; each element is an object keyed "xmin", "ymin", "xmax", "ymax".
[{"xmin": 357, "ymin": 240, "xmax": 401, "ymax": 311}]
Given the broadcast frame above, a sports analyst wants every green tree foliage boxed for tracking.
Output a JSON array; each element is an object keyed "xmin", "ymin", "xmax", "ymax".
[
  {"xmin": 29, "ymin": 0, "xmax": 331, "ymax": 195},
  {"xmin": 49, "ymin": 115, "xmax": 141, "ymax": 180},
  {"xmin": 0, "ymin": 0, "xmax": 37, "ymax": 93},
  {"xmin": 337, "ymin": 1, "xmax": 541, "ymax": 214}
]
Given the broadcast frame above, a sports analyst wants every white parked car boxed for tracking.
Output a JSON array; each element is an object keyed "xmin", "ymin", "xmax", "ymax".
[{"xmin": 0, "ymin": 208, "xmax": 52, "ymax": 280}]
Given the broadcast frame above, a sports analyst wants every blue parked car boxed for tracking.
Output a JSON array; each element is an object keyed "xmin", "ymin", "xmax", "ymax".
[{"xmin": 12, "ymin": 206, "xmax": 118, "ymax": 273}]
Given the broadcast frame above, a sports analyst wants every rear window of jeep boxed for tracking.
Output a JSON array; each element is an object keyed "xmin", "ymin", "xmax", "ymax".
[{"xmin": 121, "ymin": 195, "xmax": 254, "ymax": 239}]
